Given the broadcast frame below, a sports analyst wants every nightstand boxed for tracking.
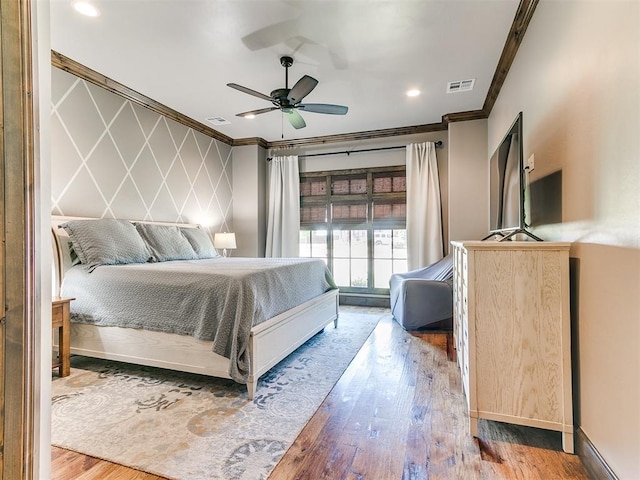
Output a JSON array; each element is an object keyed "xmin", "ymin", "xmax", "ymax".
[{"xmin": 52, "ymin": 297, "xmax": 74, "ymax": 377}]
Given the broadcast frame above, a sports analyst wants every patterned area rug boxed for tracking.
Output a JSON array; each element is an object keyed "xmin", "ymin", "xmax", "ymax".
[{"xmin": 51, "ymin": 307, "xmax": 385, "ymax": 480}]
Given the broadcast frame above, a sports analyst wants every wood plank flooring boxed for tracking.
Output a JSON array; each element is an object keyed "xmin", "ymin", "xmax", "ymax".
[{"xmin": 52, "ymin": 309, "xmax": 589, "ymax": 480}]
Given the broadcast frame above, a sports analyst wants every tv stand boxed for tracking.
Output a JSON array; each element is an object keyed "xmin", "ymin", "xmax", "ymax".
[{"xmin": 482, "ymin": 228, "xmax": 543, "ymax": 242}]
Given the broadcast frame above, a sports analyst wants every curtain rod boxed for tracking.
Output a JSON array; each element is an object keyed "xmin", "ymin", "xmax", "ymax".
[{"xmin": 267, "ymin": 140, "xmax": 443, "ymax": 161}]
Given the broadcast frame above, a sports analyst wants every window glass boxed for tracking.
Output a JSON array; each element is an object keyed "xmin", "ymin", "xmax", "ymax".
[
  {"xmin": 373, "ymin": 228, "xmax": 407, "ymax": 288},
  {"xmin": 299, "ymin": 230, "xmax": 311, "ymax": 257},
  {"xmin": 299, "ymin": 228, "xmax": 328, "ymax": 259},
  {"xmin": 392, "ymin": 229, "xmax": 407, "ymax": 256},
  {"xmin": 350, "ymin": 230, "xmax": 367, "ymax": 258},
  {"xmin": 350, "ymin": 259, "xmax": 368, "ymax": 287},
  {"xmin": 311, "ymin": 230, "xmax": 327, "ymax": 258},
  {"xmin": 332, "ymin": 258, "xmax": 350, "ymax": 286},
  {"xmin": 374, "ymin": 259, "xmax": 392, "ymax": 288}
]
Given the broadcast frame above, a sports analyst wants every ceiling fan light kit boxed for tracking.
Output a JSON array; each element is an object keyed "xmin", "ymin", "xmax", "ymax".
[{"xmin": 227, "ymin": 56, "xmax": 348, "ymax": 130}]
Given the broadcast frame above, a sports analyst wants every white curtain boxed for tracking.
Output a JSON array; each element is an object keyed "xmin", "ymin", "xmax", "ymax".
[
  {"xmin": 266, "ymin": 155, "xmax": 300, "ymax": 257},
  {"xmin": 406, "ymin": 142, "xmax": 443, "ymax": 270}
]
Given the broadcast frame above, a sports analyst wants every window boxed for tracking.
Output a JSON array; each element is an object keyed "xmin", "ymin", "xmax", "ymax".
[{"xmin": 299, "ymin": 166, "xmax": 408, "ymax": 294}]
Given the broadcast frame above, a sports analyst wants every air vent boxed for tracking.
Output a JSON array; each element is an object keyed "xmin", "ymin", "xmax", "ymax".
[
  {"xmin": 206, "ymin": 116, "xmax": 231, "ymax": 126},
  {"xmin": 446, "ymin": 79, "xmax": 476, "ymax": 93}
]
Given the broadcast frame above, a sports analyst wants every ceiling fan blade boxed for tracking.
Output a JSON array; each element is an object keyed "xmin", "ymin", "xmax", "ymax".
[
  {"xmin": 298, "ymin": 103, "xmax": 348, "ymax": 115},
  {"xmin": 235, "ymin": 107, "xmax": 278, "ymax": 117},
  {"xmin": 287, "ymin": 75, "xmax": 318, "ymax": 104},
  {"xmin": 227, "ymin": 83, "xmax": 272, "ymax": 102},
  {"xmin": 286, "ymin": 109, "xmax": 306, "ymax": 129}
]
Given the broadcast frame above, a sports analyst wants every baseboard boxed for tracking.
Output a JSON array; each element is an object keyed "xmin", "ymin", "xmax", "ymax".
[
  {"xmin": 339, "ymin": 293, "xmax": 389, "ymax": 308},
  {"xmin": 575, "ymin": 427, "xmax": 618, "ymax": 480}
]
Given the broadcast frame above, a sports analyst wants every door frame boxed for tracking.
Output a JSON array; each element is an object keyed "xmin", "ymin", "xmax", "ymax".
[{"xmin": 1, "ymin": 0, "xmax": 42, "ymax": 478}]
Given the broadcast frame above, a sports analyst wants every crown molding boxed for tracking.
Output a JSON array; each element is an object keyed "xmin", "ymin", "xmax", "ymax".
[
  {"xmin": 442, "ymin": 110, "xmax": 488, "ymax": 124},
  {"xmin": 232, "ymin": 137, "xmax": 269, "ymax": 148},
  {"xmin": 51, "ymin": 50, "xmax": 235, "ymax": 146},
  {"xmin": 266, "ymin": 122, "xmax": 447, "ymax": 149},
  {"xmin": 483, "ymin": 0, "xmax": 538, "ymax": 116}
]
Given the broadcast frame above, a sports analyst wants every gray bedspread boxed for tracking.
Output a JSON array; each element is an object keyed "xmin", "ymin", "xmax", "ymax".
[{"xmin": 61, "ymin": 257, "xmax": 336, "ymax": 383}]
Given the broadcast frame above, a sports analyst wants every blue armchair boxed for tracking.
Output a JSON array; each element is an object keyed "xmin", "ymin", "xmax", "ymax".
[{"xmin": 389, "ymin": 254, "xmax": 454, "ymax": 330}]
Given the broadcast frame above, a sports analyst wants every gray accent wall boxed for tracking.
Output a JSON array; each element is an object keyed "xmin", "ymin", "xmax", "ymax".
[{"xmin": 50, "ymin": 67, "xmax": 233, "ymax": 233}]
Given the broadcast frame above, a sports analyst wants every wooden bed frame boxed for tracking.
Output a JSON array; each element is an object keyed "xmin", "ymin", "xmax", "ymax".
[{"xmin": 51, "ymin": 216, "xmax": 339, "ymax": 399}]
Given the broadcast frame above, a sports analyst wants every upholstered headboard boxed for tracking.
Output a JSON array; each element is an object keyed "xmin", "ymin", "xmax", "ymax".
[{"xmin": 51, "ymin": 215, "xmax": 202, "ymax": 297}]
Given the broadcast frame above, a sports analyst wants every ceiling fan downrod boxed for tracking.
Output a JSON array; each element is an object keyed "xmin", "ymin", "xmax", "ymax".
[{"xmin": 280, "ymin": 56, "xmax": 293, "ymax": 89}]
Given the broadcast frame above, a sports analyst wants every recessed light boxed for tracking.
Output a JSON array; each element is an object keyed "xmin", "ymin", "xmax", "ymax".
[
  {"xmin": 72, "ymin": 1, "xmax": 100, "ymax": 17},
  {"xmin": 406, "ymin": 89, "xmax": 421, "ymax": 97},
  {"xmin": 244, "ymin": 114, "xmax": 256, "ymax": 119}
]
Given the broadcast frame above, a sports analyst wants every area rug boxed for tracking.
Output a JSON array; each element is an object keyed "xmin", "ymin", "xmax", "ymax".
[{"xmin": 51, "ymin": 306, "xmax": 386, "ymax": 480}]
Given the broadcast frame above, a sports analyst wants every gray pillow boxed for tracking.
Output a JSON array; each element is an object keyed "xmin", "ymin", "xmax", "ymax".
[
  {"xmin": 60, "ymin": 219, "xmax": 152, "ymax": 271},
  {"xmin": 135, "ymin": 223, "xmax": 198, "ymax": 262},
  {"xmin": 180, "ymin": 227, "xmax": 219, "ymax": 259},
  {"xmin": 68, "ymin": 241, "xmax": 81, "ymax": 266}
]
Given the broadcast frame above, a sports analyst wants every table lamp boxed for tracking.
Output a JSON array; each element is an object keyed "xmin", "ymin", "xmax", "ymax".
[{"xmin": 214, "ymin": 232, "xmax": 236, "ymax": 257}]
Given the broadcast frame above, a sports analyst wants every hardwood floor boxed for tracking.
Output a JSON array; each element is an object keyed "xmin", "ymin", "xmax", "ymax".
[
  {"xmin": 51, "ymin": 447, "xmax": 165, "ymax": 480},
  {"xmin": 52, "ymin": 310, "xmax": 589, "ymax": 480}
]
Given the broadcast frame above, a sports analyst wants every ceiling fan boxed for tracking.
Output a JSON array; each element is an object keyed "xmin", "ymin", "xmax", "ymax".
[{"xmin": 227, "ymin": 56, "xmax": 348, "ymax": 129}]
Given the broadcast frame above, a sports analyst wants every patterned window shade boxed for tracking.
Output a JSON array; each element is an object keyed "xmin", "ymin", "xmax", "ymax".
[
  {"xmin": 373, "ymin": 202, "xmax": 406, "ymax": 220},
  {"xmin": 373, "ymin": 177, "xmax": 392, "ymax": 193},
  {"xmin": 393, "ymin": 176, "xmax": 407, "ymax": 192},
  {"xmin": 373, "ymin": 174, "xmax": 406, "ymax": 193},
  {"xmin": 301, "ymin": 180, "xmax": 327, "ymax": 197},
  {"xmin": 332, "ymin": 204, "xmax": 367, "ymax": 220},
  {"xmin": 301, "ymin": 206, "xmax": 328, "ymax": 223},
  {"xmin": 332, "ymin": 180, "xmax": 349, "ymax": 194},
  {"xmin": 332, "ymin": 177, "xmax": 367, "ymax": 195}
]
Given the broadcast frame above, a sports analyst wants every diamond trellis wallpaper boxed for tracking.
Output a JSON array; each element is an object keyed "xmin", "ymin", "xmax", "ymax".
[{"xmin": 50, "ymin": 67, "xmax": 233, "ymax": 233}]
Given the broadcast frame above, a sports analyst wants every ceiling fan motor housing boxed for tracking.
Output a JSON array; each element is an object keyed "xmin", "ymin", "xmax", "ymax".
[{"xmin": 270, "ymin": 88, "xmax": 292, "ymax": 107}]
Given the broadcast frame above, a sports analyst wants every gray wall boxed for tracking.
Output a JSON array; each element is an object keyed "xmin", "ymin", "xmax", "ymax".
[
  {"xmin": 491, "ymin": 1, "xmax": 639, "ymax": 477},
  {"xmin": 51, "ymin": 67, "xmax": 233, "ymax": 234},
  {"xmin": 447, "ymin": 119, "xmax": 488, "ymax": 248},
  {"xmin": 232, "ymin": 144, "xmax": 267, "ymax": 257}
]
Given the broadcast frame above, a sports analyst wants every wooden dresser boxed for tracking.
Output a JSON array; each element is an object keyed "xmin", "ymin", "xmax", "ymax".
[{"xmin": 451, "ymin": 241, "xmax": 574, "ymax": 453}]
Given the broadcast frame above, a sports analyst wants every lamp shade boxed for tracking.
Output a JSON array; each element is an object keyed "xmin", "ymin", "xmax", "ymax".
[{"xmin": 213, "ymin": 232, "xmax": 236, "ymax": 250}]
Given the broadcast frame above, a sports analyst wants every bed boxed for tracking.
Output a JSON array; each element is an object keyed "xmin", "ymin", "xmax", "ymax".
[{"xmin": 51, "ymin": 215, "xmax": 339, "ymax": 399}]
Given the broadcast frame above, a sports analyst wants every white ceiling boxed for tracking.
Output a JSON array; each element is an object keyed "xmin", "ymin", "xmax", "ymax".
[{"xmin": 50, "ymin": 0, "xmax": 520, "ymax": 143}]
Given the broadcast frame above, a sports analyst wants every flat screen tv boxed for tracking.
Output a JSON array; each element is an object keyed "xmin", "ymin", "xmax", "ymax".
[{"xmin": 488, "ymin": 112, "xmax": 541, "ymax": 241}]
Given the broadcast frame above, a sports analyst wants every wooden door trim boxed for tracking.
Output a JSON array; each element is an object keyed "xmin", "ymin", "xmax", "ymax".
[{"xmin": 1, "ymin": 0, "xmax": 38, "ymax": 478}]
